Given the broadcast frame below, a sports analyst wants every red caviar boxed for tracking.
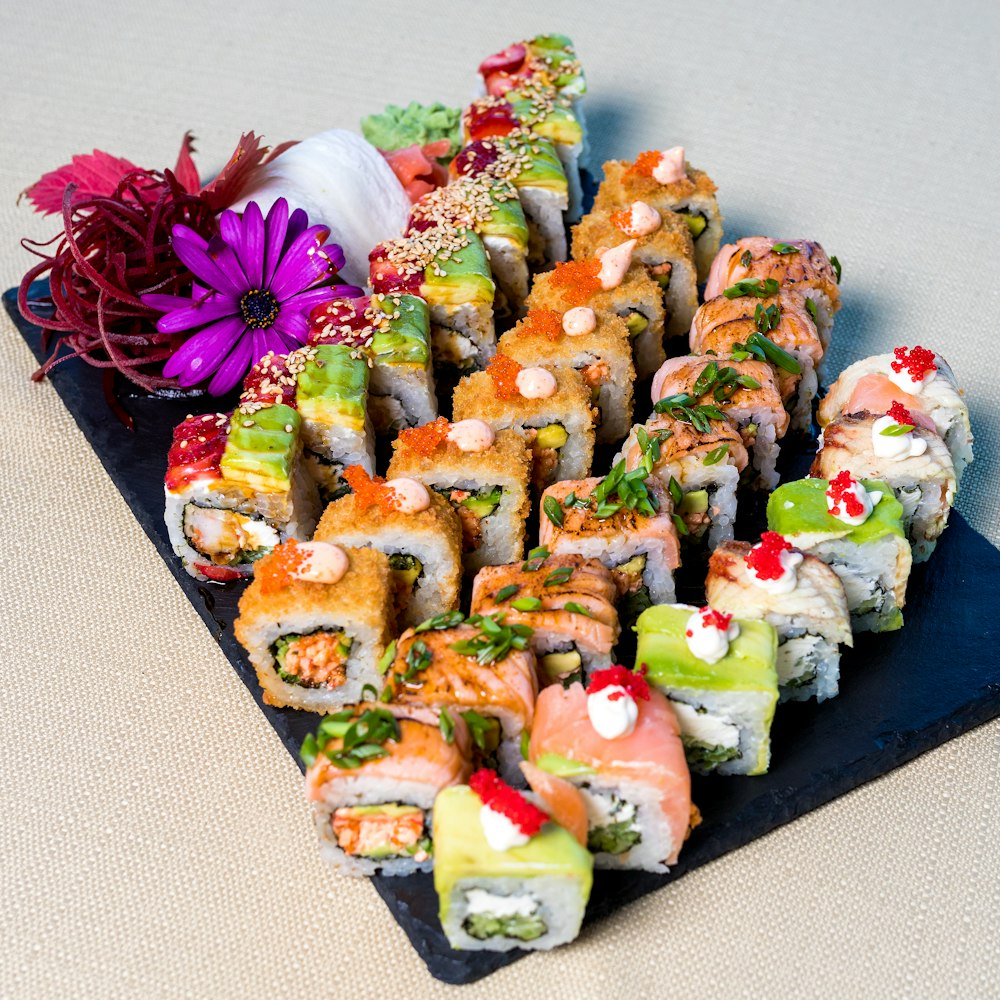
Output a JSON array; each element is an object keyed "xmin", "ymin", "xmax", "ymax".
[
  {"xmin": 745, "ymin": 532, "xmax": 794, "ymax": 581},
  {"xmin": 398, "ymin": 416, "xmax": 452, "ymax": 457},
  {"xmin": 699, "ymin": 607, "xmax": 733, "ymax": 631},
  {"xmin": 826, "ymin": 470, "xmax": 865, "ymax": 519},
  {"xmin": 517, "ymin": 308, "xmax": 564, "ymax": 341},
  {"xmin": 548, "ymin": 258, "xmax": 602, "ymax": 307},
  {"xmin": 257, "ymin": 540, "xmax": 309, "ymax": 595},
  {"xmin": 469, "ymin": 769, "xmax": 548, "ymax": 837},
  {"xmin": 165, "ymin": 413, "xmax": 229, "ymax": 491},
  {"xmin": 625, "ymin": 150, "xmax": 662, "ymax": 179},
  {"xmin": 887, "ymin": 401, "xmax": 915, "ymax": 426},
  {"xmin": 343, "ymin": 465, "xmax": 399, "ymax": 515},
  {"xmin": 890, "ymin": 345, "xmax": 937, "ymax": 381},
  {"xmin": 587, "ymin": 664, "xmax": 650, "ymax": 702},
  {"xmin": 487, "ymin": 352, "xmax": 523, "ymax": 399}
]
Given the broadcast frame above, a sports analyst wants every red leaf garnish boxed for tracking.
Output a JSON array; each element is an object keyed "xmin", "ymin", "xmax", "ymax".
[
  {"xmin": 587, "ymin": 664, "xmax": 650, "ymax": 702},
  {"xmin": 469, "ymin": 769, "xmax": 548, "ymax": 837},
  {"xmin": 20, "ymin": 150, "xmax": 145, "ymax": 216},
  {"xmin": 173, "ymin": 131, "xmax": 200, "ymax": 194},
  {"xmin": 201, "ymin": 131, "xmax": 275, "ymax": 211}
]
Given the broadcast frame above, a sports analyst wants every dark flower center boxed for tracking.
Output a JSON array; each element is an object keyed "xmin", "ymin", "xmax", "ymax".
[{"xmin": 240, "ymin": 289, "xmax": 280, "ymax": 329}]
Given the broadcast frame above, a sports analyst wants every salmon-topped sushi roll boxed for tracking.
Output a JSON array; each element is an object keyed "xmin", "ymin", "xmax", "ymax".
[{"xmin": 704, "ymin": 238, "xmax": 841, "ymax": 347}]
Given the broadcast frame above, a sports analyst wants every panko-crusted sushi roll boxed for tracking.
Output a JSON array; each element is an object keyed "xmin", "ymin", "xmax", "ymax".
[
  {"xmin": 471, "ymin": 553, "xmax": 620, "ymax": 684},
  {"xmin": 539, "ymin": 469, "xmax": 680, "ymax": 619},
  {"xmin": 767, "ymin": 475, "xmax": 911, "ymax": 633},
  {"xmin": 314, "ymin": 468, "xmax": 462, "ymax": 630},
  {"xmin": 704, "ymin": 238, "xmax": 841, "ymax": 348},
  {"xmin": 387, "ymin": 419, "xmax": 531, "ymax": 572},
  {"xmin": 617, "ymin": 415, "xmax": 749, "ymax": 547},
  {"xmin": 817, "ymin": 346, "xmax": 973, "ymax": 483},
  {"xmin": 309, "ymin": 294, "xmax": 437, "ymax": 432},
  {"xmin": 811, "ymin": 407, "xmax": 957, "ymax": 562},
  {"xmin": 382, "ymin": 614, "xmax": 537, "ymax": 783},
  {"xmin": 595, "ymin": 148, "xmax": 721, "ymax": 281},
  {"xmin": 234, "ymin": 542, "xmax": 393, "ymax": 712},
  {"xmin": 164, "ymin": 407, "xmax": 320, "ymax": 584},
  {"xmin": 302, "ymin": 703, "xmax": 472, "ymax": 876},
  {"xmin": 370, "ymin": 225, "xmax": 496, "ymax": 372},
  {"xmin": 706, "ymin": 536, "xmax": 852, "ymax": 703},
  {"xmin": 452, "ymin": 357, "xmax": 594, "ymax": 491},
  {"xmin": 652, "ymin": 354, "xmax": 789, "ymax": 489},
  {"xmin": 636, "ymin": 604, "xmax": 779, "ymax": 776},
  {"xmin": 528, "ymin": 668, "xmax": 694, "ymax": 870},
  {"xmin": 433, "ymin": 772, "xmax": 593, "ymax": 952}
]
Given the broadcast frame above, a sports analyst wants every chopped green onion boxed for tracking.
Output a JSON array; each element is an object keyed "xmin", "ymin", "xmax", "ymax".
[
  {"xmin": 740, "ymin": 249, "xmax": 752, "ymax": 268},
  {"xmin": 527, "ymin": 545, "xmax": 549, "ymax": 560},
  {"xmin": 543, "ymin": 495, "xmax": 564, "ymax": 528},
  {"xmin": 495, "ymin": 584, "xmax": 519, "ymax": 603},
  {"xmin": 748, "ymin": 332, "xmax": 801, "ymax": 374},
  {"xmin": 736, "ymin": 375, "xmax": 762, "ymax": 390},
  {"xmin": 439, "ymin": 707, "xmax": 455, "ymax": 744},
  {"xmin": 563, "ymin": 601, "xmax": 592, "ymax": 617},
  {"xmin": 376, "ymin": 640, "xmax": 397, "ymax": 675},
  {"xmin": 414, "ymin": 610, "xmax": 465, "ymax": 633},
  {"xmin": 512, "ymin": 597, "xmax": 543, "ymax": 611},
  {"xmin": 299, "ymin": 733, "xmax": 319, "ymax": 768},
  {"xmin": 360, "ymin": 683, "xmax": 379, "ymax": 702},
  {"xmin": 703, "ymin": 443, "xmax": 729, "ymax": 465},
  {"xmin": 805, "ymin": 297, "xmax": 818, "ymax": 321},
  {"xmin": 723, "ymin": 277, "xmax": 780, "ymax": 299},
  {"xmin": 880, "ymin": 423, "xmax": 915, "ymax": 436},
  {"xmin": 771, "ymin": 242, "xmax": 800, "ymax": 255},
  {"xmin": 672, "ymin": 513, "xmax": 690, "ymax": 536},
  {"xmin": 692, "ymin": 361, "xmax": 718, "ymax": 396},
  {"xmin": 668, "ymin": 476, "xmax": 683, "ymax": 507},
  {"xmin": 544, "ymin": 566, "xmax": 575, "ymax": 587},
  {"xmin": 831, "ymin": 255, "xmax": 842, "ymax": 283}
]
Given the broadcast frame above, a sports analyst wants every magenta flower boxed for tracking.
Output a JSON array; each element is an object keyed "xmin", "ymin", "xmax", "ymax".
[{"xmin": 143, "ymin": 197, "xmax": 362, "ymax": 395}]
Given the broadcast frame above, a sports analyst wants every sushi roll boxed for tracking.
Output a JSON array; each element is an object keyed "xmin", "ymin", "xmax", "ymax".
[
  {"xmin": 690, "ymin": 291, "xmax": 823, "ymax": 433},
  {"xmin": 234, "ymin": 542, "xmax": 393, "ymax": 712},
  {"xmin": 164, "ymin": 407, "xmax": 320, "ymax": 583},
  {"xmin": 651, "ymin": 354, "xmax": 789, "ymax": 489},
  {"xmin": 381, "ymin": 614, "xmax": 537, "ymax": 783},
  {"xmin": 370, "ymin": 224, "xmax": 496, "ymax": 372},
  {"xmin": 635, "ymin": 604, "xmax": 779, "ymax": 776},
  {"xmin": 810, "ymin": 407, "xmax": 957, "ymax": 562},
  {"xmin": 386, "ymin": 419, "xmax": 531, "ymax": 572},
  {"xmin": 470, "ymin": 553, "xmax": 620, "ymax": 684},
  {"xmin": 817, "ymin": 346, "xmax": 973, "ymax": 483},
  {"xmin": 704, "ymin": 238, "xmax": 841, "ymax": 348},
  {"xmin": 538, "ymin": 468, "xmax": 681, "ymax": 619},
  {"xmin": 595, "ymin": 148, "xmax": 722, "ymax": 281},
  {"xmin": 617, "ymin": 415, "xmax": 749, "ymax": 547},
  {"xmin": 309, "ymin": 294, "xmax": 437, "ymax": 432},
  {"xmin": 313, "ymin": 467, "xmax": 462, "ymax": 630},
  {"xmin": 433, "ymin": 771, "xmax": 593, "ymax": 952},
  {"xmin": 767, "ymin": 475, "xmax": 912, "ymax": 633},
  {"xmin": 706, "ymin": 535, "xmax": 852, "ymax": 703},
  {"xmin": 301, "ymin": 703, "xmax": 472, "ymax": 876},
  {"xmin": 528, "ymin": 667, "xmax": 694, "ymax": 870},
  {"xmin": 479, "ymin": 33, "xmax": 587, "ymax": 104},
  {"xmin": 452, "ymin": 357, "xmax": 595, "ymax": 490}
]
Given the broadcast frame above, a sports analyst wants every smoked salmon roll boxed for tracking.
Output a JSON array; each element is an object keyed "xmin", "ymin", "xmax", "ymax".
[{"xmin": 529, "ymin": 668, "xmax": 694, "ymax": 870}]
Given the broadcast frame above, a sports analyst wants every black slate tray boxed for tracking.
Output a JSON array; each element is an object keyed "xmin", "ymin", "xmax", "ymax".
[{"xmin": 6, "ymin": 283, "xmax": 1000, "ymax": 985}]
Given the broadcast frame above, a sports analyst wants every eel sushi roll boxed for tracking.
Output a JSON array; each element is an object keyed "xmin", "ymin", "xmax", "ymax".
[
  {"xmin": 617, "ymin": 415, "xmax": 749, "ymax": 547},
  {"xmin": 433, "ymin": 773, "xmax": 593, "ymax": 952},
  {"xmin": 651, "ymin": 355, "xmax": 789, "ymax": 489},
  {"xmin": 164, "ymin": 407, "xmax": 320, "ymax": 583},
  {"xmin": 470, "ymin": 553, "xmax": 620, "ymax": 685},
  {"xmin": 595, "ymin": 147, "xmax": 722, "ymax": 281},
  {"xmin": 381, "ymin": 615, "xmax": 537, "ymax": 783},
  {"xmin": 706, "ymin": 535, "xmax": 852, "ymax": 703},
  {"xmin": 499, "ymin": 308, "xmax": 634, "ymax": 445},
  {"xmin": 704, "ymin": 237, "xmax": 841, "ymax": 348},
  {"xmin": 817, "ymin": 345, "xmax": 973, "ymax": 483},
  {"xmin": 528, "ymin": 667, "xmax": 693, "ymax": 870},
  {"xmin": 767, "ymin": 475, "xmax": 911, "ymax": 633},
  {"xmin": 386, "ymin": 419, "xmax": 531, "ymax": 572},
  {"xmin": 309, "ymin": 294, "xmax": 437, "ymax": 432},
  {"xmin": 370, "ymin": 225, "xmax": 496, "ymax": 372},
  {"xmin": 635, "ymin": 604, "xmax": 779, "ymax": 776},
  {"xmin": 452, "ymin": 357, "xmax": 595, "ymax": 491},
  {"xmin": 811, "ymin": 407, "xmax": 957, "ymax": 562},
  {"xmin": 302, "ymin": 703, "xmax": 472, "ymax": 876},
  {"xmin": 314, "ymin": 468, "xmax": 462, "ymax": 630},
  {"xmin": 691, "ymin": 292, "xmax": 823, "ymax": 433},
  {"xmin": 234, "ymin": 542, "xmax": 393, "ymax": 711},
  {"xmin": 571, "ymin": 201, "xmax": 698, "ymax": 352},
  {"xmin": 538, "ymin": 469, "xmax": 681, "ymax": 617}
]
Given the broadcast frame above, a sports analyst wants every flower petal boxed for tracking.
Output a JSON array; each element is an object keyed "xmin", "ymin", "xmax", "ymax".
[
  {"xmin": 205, "ymin": 235, "xmax": 249, "ymax": 291},
  {"xmin": 217, "ymin": 209, "xmax": 242, "ymax": 248},
  {"xmin": 269, "ymin": 227, "xmax": 332, "ymax": 301},
  {"xmin": 171, "ymin": 224, "xmax": 209, "ymax": 252},
  {"xmin": 162, "ymin": 314, "xmax": 246, "ymax": 384},
  {"xmin": 284, "ymin": 206, "xmax": 310, "ymax": 249},
  {"xmin": 321, "ymin": 240, "xmax": 345, "ymax": 273},
  {"xmin": 207, "ymin": 330, "xmax": 255, "ymax": 395},
  {"xmin": 272, "ymin": 302, "xmax": 310, "ymax": 343},
  {"xmin": 240, "ymin": 201, "xmax": 265, "ymax": 288},
  {"xmin": 171, "ymin": 233, "xmax": 245, "ymax": 298},
  {"xmin": 154, "ymin": 294, "xmax": 238, "ymax": 334},
  {"xmin": 262, "ymin": 198, "xmax": 290, "ymax": 287},
  {"xmin": 141, "ymin": 292, "xmax": 198, "ymax": 313}
]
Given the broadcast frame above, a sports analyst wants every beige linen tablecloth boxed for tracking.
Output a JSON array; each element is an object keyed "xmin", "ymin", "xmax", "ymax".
[{"xmin": 2, "ymin": 2, "xmax": 997, "ymax": 997}]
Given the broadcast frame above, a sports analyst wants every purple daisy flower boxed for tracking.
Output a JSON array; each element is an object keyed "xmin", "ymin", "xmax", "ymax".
[{"xmin": 143, "ymin": 197, "xmax": 362, "ymax": 395}]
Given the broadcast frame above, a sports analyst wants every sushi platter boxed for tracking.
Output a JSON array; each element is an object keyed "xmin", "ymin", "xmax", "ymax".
[{"xmin": 9, "ymin": 32, "xmax": 1000, "ymax": 985}]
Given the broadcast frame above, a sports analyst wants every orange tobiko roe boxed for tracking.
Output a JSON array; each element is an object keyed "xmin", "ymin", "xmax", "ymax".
[
  {"xmin": 624, "ymin": 149, "xmax": 661, "ymax": 179},
  {"xmin": 610, "ymin": 206, "xmax": 641, "ymax": 237},
  {"xmin": 398, "ymin": 416, "xmax": 452, "ymax": 457},
  {"xmin": 517, "ymin": 308, "xmax": 564, "ymax": 341},
  {"xmin": 257, "ymin": 540, "xmax": 309, "ymax": 595},
  {"xmin": 548, "ymin": 258, "xmax": 602, "ymax": 308},
  {"xmin": 487, "ymin": 352, "xmax": 523, "ymax": 400},
  {"xmin": 343, "ymin": 464, "xmax": 398, "ymax": 515}
]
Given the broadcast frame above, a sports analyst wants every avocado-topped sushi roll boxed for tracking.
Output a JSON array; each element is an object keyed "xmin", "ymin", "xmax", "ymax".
[
  {"xmin": 234, "ymin": 542, "xmax": 393, "ymax": 712},
  {"xmin": 387, "ymin": 419, "xmax": 531, "ymax": 572},
  {"xmin": 382, "ymin": 615, "xmax": 537, "ymax": 782},
  {"xmin": 479, "ymin": 33, "xmax": 586, "ymax": 103},
  {"xmin": 314, "ymin": 468, "xmax": 462, "ymax": 630},
  {"xmin": 528, "ymin": 667, "xmax": 693, "ymax": 870},
  {"xmin": 706, "ymin": 535, "xmax": 852, "ymax": 703},
  {"xmin": 704, "ymin": 238, "xmax": 841, "ymax": 348},
  {"xmin": 617, "ymin": 415, "xmax": 748, "ymax": 547},
  {"xmin": 302, "ymin": 703, "xmax": 472, "ymax": 876},
  {"xmin": 309, "ymin": 294, "xmax": 437, "ymax": 432},
  {"xmin": 595, "ymin": 148, "xmax": 722, "ymax": 281},
  {"xmin": 471, "ymin": 553, "xmax": 620, "ymax": 685},
  {"xmin": 370, "ymin": 225, "xmax": 496, "ymax": 372},
  {"xmin": 452, "ymin": 357, "xmax": 594, "ymax": 491},
  {"xmin": 767, "ymin": 475, "xmax": 911, "ymax": 633},
  {"xmin": 817, "ymin": 346, "xmax": 973, "ymax": 483},
  {"xmin": 164, "ymin": 407, "xmax": 320, "ymax": 583},
  {"xmin": 811, "ymin": 407, "xmax": 957, "ymax": 562},
  {"xmin": 635, "ymin": 604, "xmax": 779, "ymax": 776},
  {"xmin": 433, "ymin": 772, "xmax": 593, "ymax": 952}
]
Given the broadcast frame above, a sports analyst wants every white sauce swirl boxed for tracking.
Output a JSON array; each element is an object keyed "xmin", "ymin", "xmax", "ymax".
[
  {"xmin": 516, "ymin": 367, "xmax": 557, "ymax": 399},
  {"xmin": 293, "ymin": 541, "xmax": 349, "ymax": 584},
  {"xmin": 747, "ymin": 546, "xmax": 804, "ymax": 595},
  {"xmin": 871, "ymin": 415, "xmax": 928, "ymax": 461},
  {"xmin": 597, "ymin": 240, "xmax": 636, "ymax": 290},
  {"xmin": 587, "ymin": 685, "xmax": 639, "ymax": 740},
  {"xmin": 888, "ymin": 365, "xmax": 937, "ymax": 396},
  {"xmin": 685, "ymin": 608, "xmax": 740, "ymax": 665},
  {"xmin": 826, "ymin": 479, "xmax": 884, "ymax": 526},
  {"xmin": 479, "ymin": 804, "xmax": 530, "ymax": 852},
  {"xmin": 622, "ymin": 200, "xmax": 661, "ymax": 236},
  {"xmin": 448, "ymin": 419, "xmax": 495, "ymax": 452},
  {"xmin": 652, "ymin": 146, "xmax": 686, "ymax": 185},
  {"xmin": 386, "ymin": 477, "xmax": 431, "ymax": 513},
  {"xmin": 562, "ymin": 306, "xmax": 596, "ymax": 337}
]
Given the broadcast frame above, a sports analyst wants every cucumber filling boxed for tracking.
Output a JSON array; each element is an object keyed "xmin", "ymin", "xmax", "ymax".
[
  {"xmin": 677, "ymin": 208, "xmax": 708, "ymax": 239},
  {"xmin": 670, "ymin": 700, "xmax": 742, "ymax": 770},
  {"xmin": 464, "ymin": 909, "xmax": 546, "ymax": 942},
  {"xmin": 625, "ymin": 311, "xmax": 649, "ymax": 338},
  {"xmin": 182, "ymin": 503, "xmax": 278, "ymax": 566},
  {"xmin": 682, "ymin": 738, "xmax": 742, "ymax": 769},
  {"xmin": 583, "ymin": 789, "xmax": 641, "ymax": 855},
  {"xmin": 388, "ymin": 553, "xmax": 424, "ymax": 594},
  {"xmin": 271, "ymin": 629, "xmax": 352, "ymax": 689},
  {"xmin": 777, "ymin": 633, "xmax": 825, "ymax": 688}
]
